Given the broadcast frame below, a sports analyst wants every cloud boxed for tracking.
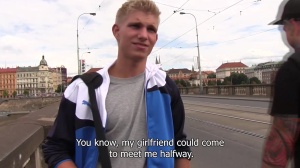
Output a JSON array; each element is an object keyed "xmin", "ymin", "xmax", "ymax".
[{"xmin": 0, "ymin": 0, "xmax": 288, "ymax": 76}]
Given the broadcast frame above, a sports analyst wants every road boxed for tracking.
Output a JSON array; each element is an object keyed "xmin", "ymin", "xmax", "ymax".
[
  {"xmin": 182, "ymin": 96, "xmax": 291, "ymax": 168},
  {"xmin": 183, "ymin": 96, "xmax": 293, "ymax": 168}
]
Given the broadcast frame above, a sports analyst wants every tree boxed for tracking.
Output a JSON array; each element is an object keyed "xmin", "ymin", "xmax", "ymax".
[
  {"xmin": 3, "ymin": 90, "xmax": 9, "ymax": 98},
  {"xmin": 55, "ymin": 84, "xmax": 65, "ymax": 93},
  {"xmin": 179, "ymin": 79, "xmax": 190, "ymax": 87},
  {"xmin": 249, "ymin": 77, "xmax": 261, "ymax": 84},
  {"xmin": 24, "ymin": 90, "xmax": 29, "ymax": 97},
  {"xmin": 208, "ymin": 80, "xmax": 216, "ymax": 86},
  {"xmin": 237, "ymin": 73, "xmax": 249, "ymax": 84},
  {"xmin": 207, "ymin": 73, "xmax": 216, "ymax": 78},
  {"xmin": 217, "ymin": 80, "xmax": 222, "ymax": 85},
  {"xmin": 222, "ymin": 73, "xmax": 249, "ymax": 85},
  {"xmin": 12, "ymin": 91, "xmax": 17, "ymax": 98}
]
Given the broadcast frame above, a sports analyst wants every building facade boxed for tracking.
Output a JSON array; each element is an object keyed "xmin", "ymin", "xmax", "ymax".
[
  {"xmin": 51, "ymin": 66, "xmax": 67, "ymax": 91},
  {"xmin": 245, "ymin": 65, "xmax": 256, "ymax": 79},
  {"xmin": 167, "ymin": 68, "xmax": 193, "ymax": 81},
  {"xmin": 16, "ymin": 67, "xmax": 39, "ymax": 96},
  {"xmin": 1, "ymin": 55, "xmax": 67, "ymax": 98},
  {"xmin": 216, "ymin": 61, "xmax": 248, "ymax": 79},
  {"xmin": 0, "ymin": 68, "xmax": 17, "ymax": 98},
  {"xmin": 260, "ymin": 62, "xmax": 283, "ymax": 84}
]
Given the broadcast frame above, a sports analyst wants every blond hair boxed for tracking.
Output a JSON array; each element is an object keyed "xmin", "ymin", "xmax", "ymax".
[{"xmin": 116, "ymin": 0, "xmax": 161, "ymax": 24}]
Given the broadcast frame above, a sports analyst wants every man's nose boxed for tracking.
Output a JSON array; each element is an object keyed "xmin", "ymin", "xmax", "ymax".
[{"xmin": 138, "ymin": 27, "xmax": 148, "ymax": 40}]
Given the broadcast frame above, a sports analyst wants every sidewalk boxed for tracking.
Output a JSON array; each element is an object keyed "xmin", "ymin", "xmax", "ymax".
[{"xmin": 181, "ymin": 94, "xmax": 272, "ymax": 102}]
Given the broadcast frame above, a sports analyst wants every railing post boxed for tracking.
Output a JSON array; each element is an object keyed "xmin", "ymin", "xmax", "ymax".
[{"xmin": 24, "ymin": 148, "xmax": 42, "ymax": 168}]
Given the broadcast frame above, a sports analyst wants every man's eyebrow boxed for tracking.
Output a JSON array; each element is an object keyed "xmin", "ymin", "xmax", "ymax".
[{"xmin": 127, "ymin": 21, "xmax": 157, "ymax": 31}]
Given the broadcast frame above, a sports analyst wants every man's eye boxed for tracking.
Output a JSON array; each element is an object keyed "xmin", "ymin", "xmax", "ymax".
[
  {"xmin": 130, "ymin": 24, "xmax": 140, "ymax": 28},
  {"xmin": 148, "ymin": 28, "xmax": 157, "ymax": 33}
]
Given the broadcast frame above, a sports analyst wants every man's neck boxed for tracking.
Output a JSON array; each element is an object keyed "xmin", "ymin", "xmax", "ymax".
[{"xmin": 108, "ymin": 59, "xmax": 146, "ymax": 78}]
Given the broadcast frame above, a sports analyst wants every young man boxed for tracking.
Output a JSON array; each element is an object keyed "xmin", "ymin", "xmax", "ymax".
[
  {"xmin": 42, "ymin": 0, "xmax": 191, "ymax": 168},
  {"xmin": 262, "ymin": 0, "xmax": 300, "ymax": 167}
]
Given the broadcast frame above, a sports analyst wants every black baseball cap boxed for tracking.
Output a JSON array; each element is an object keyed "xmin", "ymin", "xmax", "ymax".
[{"xmin": 271, "ymin": 0, "xmax": 300, "ymax": 25}]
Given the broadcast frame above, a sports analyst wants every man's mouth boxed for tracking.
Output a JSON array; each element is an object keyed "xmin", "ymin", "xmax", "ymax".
[{"xmin": 133, "ymin": 42, "xmax": 148, "ymax": 48}]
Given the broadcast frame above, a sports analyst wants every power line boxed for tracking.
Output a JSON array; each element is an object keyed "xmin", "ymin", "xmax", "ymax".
[
  {"xmin": 160, "ymin": 0, "xmax": 190, "ymax": 25},
  {"xmin": 79, "ymin": 1, "xmax": 104, "ymax": 52},
  {"xmin": 199, "ymin": 28, "xmax": 277, "ymax": 47},
  {"xmin": 161, "ymin": 49, "xmax": 194, "ymax": 65},
  {"xmin": 154, "ymin": 1, "xmax": 183, "ymax": 9},
  {"xmin": 151, "ymin": 0, "xmax": 246, "ymax": 56}
]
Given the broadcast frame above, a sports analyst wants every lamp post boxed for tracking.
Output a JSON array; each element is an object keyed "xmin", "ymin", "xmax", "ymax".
[
  {"xmin": 60, "ymin": 66, "xmax": 63, "ymax": 95},
  {"xmin": 77, "ymin": 13, "xmax": 96, "ymax": 75},
  {"xmin": 180, "ymin": 12, "xmax": 203, "ymax": 94}
]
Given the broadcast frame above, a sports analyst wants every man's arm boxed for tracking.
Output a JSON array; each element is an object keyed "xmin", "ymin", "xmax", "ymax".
[
  {"xmin": 175, "ymin": 158, "xmax": 190, "ymax": 168},
  {"xmin": 262, "ymin": 116, "xmax": 300, "ymax": 168},
  {"xmin": 57, "ymin": 160, "xmax": 77, "ymax": 168},
  {"xmin": 42, "ymin": 87, "xmax": 78, "ymax": 168},
  {"xmin": 166, "ymin": 76, "xmax": 191, "ymax": 167}
]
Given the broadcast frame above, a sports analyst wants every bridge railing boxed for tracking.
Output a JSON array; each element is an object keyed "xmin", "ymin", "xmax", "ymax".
[
  {"xmin": 179, "ymin": 84, "xmax": 273, "ymax": 97},
  {"xmin": 0, "ymin": 102, "xmax": 58, "ymax": 168}
]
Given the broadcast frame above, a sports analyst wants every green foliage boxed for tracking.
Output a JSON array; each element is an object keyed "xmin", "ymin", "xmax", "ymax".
[
  {"xmin": 12, "ymin": 91, "xmax": 17, "ymax": 98},
  {"xmin": 174, "ymin": 79, "xmax": 190, "ymax": 87},
  {"xmin": 207, "ymin": 73, "xmax": 216, "ymax": 78},
  {"xmin": 3, "ymin": 90, "xmax": 9, "ymax": 98},
  {"xmin": 217, "ymin": 80, "xmax": 222, "ymax": 85},
  {"xmin": 249, "ymin": 77, "xmax": 261, "ymax": 84},
  {"xmin": 55, "ymin": 84, "xmax": 65, "ymax": 93},
  {"xmin": 207, "ymin": 80, "xmax": 217, "ymax": 86},
  {"xmin": 23, "ymin": 90, "xmax": 29, "ymax": 96},
  {"xmin": 222, "ymin": 72, "xmax": 249, "ymax": 85}
]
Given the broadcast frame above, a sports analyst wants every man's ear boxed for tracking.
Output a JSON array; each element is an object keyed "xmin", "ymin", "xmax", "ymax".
[{"xmin": 112, "ymin": 24, "xmax": 120, "ymax": 40}]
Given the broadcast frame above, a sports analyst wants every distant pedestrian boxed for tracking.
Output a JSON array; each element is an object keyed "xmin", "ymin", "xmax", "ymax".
[{"xmin": 262, "ymin": 0, "xmax": 300, "ymax": 167}]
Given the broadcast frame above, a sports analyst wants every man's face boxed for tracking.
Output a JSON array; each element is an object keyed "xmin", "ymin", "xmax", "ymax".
[
  {"xmin": 283, "ymin": 19, "xmax": 300, "ymax": 48},
  {"xmin": 113, "ymin": 10, "xmax": 159, "ymax": 61}
]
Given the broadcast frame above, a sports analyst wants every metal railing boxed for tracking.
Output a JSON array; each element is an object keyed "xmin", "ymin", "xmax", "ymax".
[{"xmin": 179, "ymin": 84, "xmax": 273, "ymax": 97}]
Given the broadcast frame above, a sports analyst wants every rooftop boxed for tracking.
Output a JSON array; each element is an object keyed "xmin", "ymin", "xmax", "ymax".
[{"xmin": 216, "ymin": 62, "xmax": 248, "ymax": 70}]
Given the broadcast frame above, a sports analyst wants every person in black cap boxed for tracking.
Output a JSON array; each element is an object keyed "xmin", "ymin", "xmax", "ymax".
[{"xmin": 262, "ymin": 0, "xmax": 300, "ymax": 167}]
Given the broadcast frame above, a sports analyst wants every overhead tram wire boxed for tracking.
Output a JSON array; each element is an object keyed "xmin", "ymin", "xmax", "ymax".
[
  {"xmin": 161, "ymin": 49, "xmax": 194, "ymax": 65},
  {"xmin": 209, "ymin": 1, "xmax": 258, "ymax": 29},
  {"xmin": 156, "ymin": 0, "xmax": 263, "ymax": 50},
  {"xmin": 154, "ymin": 2, "xmax": 184, "ymax": 9},
  {"xmin": 174, "ymin": 1, "xmax": 259, "ymax": 48},
  {"xmin": 158, "ymin": 0, "xmax": 191, "ymax": 25},
  {"xmin": 199, "ymin": 28, "xmax": 277, "ymax": 47},
  {"xmin": 150, "ymin": 0, "xmax": 246, "ymax": 56},
  {"xmin": 79, "ymin": 1, "xmax": 104, "ymax": 51},
  {"xmin": 166, "ymin": 28, "xmax": 277, "ymax": 50}
]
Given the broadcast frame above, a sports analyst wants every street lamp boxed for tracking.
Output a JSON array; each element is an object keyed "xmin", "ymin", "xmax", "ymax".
[
  {"xmin": 180, "ymin": 12, "xmax": 203, "ymax": 94},
  {"xmin": 60, "ymin": 66, "xmax": 63, "ymax": 95},
  {"xmin": 77, "ymin": 13, "xmax": 96, "ymax": 75}
]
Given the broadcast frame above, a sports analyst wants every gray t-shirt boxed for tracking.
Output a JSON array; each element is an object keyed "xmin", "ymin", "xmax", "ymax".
[{"xmin": 103, "ymin": 72, "xmax": 147, "ymax": 168}]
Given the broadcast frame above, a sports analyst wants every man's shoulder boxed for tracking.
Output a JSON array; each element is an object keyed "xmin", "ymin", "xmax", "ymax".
[{"xmin": 277, "ymin": 57, "xmax": 300, "ymax": 78}]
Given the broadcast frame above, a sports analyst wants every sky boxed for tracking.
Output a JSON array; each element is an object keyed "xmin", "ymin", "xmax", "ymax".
[{"xmin": 0, "ymin": 0, "xmax": 289, "ymax": 76}]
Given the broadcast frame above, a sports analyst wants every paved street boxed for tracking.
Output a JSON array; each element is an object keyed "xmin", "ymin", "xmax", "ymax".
[{"xmin": 183, "ymin": 96, "xmax": 292, "ymax": 168}]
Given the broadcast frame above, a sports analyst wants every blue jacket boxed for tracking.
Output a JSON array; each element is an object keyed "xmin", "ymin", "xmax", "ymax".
[{"xmin": 42, "ymin": 63, "xmax": 190, "ymax": 168}]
